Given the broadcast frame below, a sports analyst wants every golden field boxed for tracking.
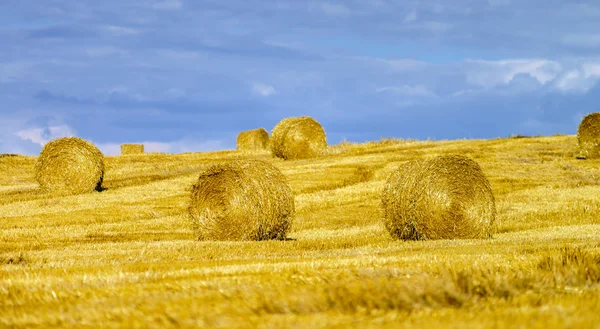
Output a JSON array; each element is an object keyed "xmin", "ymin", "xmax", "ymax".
[{"xmin": 1, "ymin": 134, "xmax": 600, "ymax": 328}]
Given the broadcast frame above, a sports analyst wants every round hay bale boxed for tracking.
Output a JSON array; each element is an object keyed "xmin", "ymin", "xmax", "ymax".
[
  {"xmin": 577, "ymin": 112, "xmax": 600, "ymax": 159},
  {"xmin": 35, "ymin": 137, "xmax": 104, "ymax": 194},
  {"xmin": 270, "ymin": 116, "xmax": 327, "ymax": 160},
  {"xmin": 188, "ymin": 159, "xmax": 295, "ymax": 241},
  {"xmin": 121, "ymin": 144, "xmax": 144, "ymax": 155},
  {"xmin": 270, "ymin": 117, "xmax": 299, "ymax": 158},
  {"xmin": 381, "ymin": 155, "xmax": 496, "ymax": 240},
  {"xmin": 236, "ymin": 128, "xmax": 269, "ymax": 151}
]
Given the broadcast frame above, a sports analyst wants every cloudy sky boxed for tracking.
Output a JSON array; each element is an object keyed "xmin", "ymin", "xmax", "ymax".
[{"xmin": 2, "ymin": 0, "xmax": 600, "ymax": 155}]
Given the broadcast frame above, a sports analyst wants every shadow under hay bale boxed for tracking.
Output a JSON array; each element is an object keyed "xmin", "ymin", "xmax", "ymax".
[
  {"xmin": 35, "ymin": 137, "xmax": 105, "ymax": 194},
  {"xmin": 188, "ymin": 159, "xmax": 295, "ymax": 241},
  {"xmin": 121, "ymin": 144, "xmax": 144, "ymax": 155},
  {"xmin": 236, "ymin": 128, "xmax": 269, "ymax": 151},
  {"xmin": 270, "ymin": 116, "xmax": 327, "ymax": 160},
  {"xmin": 577, "ymin": 112, "xmax": 600, "ymax": 159},
  {"xmin": 381, "ymin": 155, "xmax": 496, "ymax": 241}
]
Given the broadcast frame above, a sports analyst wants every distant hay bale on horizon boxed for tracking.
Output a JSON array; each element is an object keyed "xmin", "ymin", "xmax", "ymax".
[
  {"xmin": 188, "ymin": 159, "xmax": 295, "ymax": 241},
  {"xmin": 270, "ymin": 116, "xmax": 327, "ymax": 160},
  {"xmin": 121, "ymin": 144, "xmax": 145, "ymax": 155},
  {"xmin": 577, "ymin": 112, "xmax": 600, "ymax": 159},
  {"xmin": 35, "ymin": 137, "xmax": 105, "ymax": 194},
  {"xmin": 381, "ymin": 155, "xmax": 496, "ymax": 241},
  {"xmin": 236, "ymin": 128, "xmax": 269, "ymax": 152}
]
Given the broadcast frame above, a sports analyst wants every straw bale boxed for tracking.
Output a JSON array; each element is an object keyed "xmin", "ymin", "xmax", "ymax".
[
  {"xmin": 381, "ymin": 155, "xmax": 496, "ymax": 240},
  {"xmin": 270, "ymin": 116, "xmax": 326, "ymax": 160},
  {"xmin": 121, "ymin": 144, "xmax": 144, "ymax": 155},
  {"xmin": 236, "ymin": 128, "xmax": 269, "ymax": 151},
  {"xmin": 188, "ymin": 159, "xmax": 295, "ymax": 241},
  {"xmin": 577, "ymin": 112, "xmax": 600, "ymax": 159},
  {"xmin": 35, "ymin": 137, "xmax": 104, "ymax": 194}
]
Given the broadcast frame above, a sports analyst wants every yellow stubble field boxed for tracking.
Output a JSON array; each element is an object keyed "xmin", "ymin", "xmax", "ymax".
[{"xmin": 1, "ymin": 134, "xmax": 600, "ymax": 328}]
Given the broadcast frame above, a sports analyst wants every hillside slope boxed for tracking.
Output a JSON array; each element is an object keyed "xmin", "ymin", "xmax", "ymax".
[{"xmin": 1, "ymin": 135, "xmax": 600, "ymax": 328}]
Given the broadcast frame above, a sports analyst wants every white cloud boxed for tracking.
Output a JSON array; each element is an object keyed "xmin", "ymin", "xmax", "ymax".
[
  {"xmin": 450, "ymin": 89, "xmax": 476, "ymax": 97},
  {"xmin": 582, "ymin": 63, "xmax": 600, "ymax": 78},
  {"xmin": 553, "ymin": 70, "xmax": 582, "ymax": 91},
  {"xmin": 164, "ymin": 88, "xmax": 186, "ymax": 98},
  {"xmin": 465, "ymin": 59, "xmax": 562, "ymax": 88},
  {"xmin": 312, "ymin": 2, "xmax": 351, "ymax": 16},
  {"xmin": 15, "ymin": 125, "xmax": 76, "ymax": 147},
  {"xmin": 103, "ymin": 25, "xmax": 140, "ymax": 36},
  {"xmin": 153, "ymin": 0, "xmax": 183, "ymax": 10},
  {"xmin": 252, "ymin": 83, "xmax": 277, "ymax": 97},
  {"xmin": 562, "ymin": 33, "xmax": 600, "ymax": 48},
  {"xmin": 551, "ymin": 64, "xmax": 600, "ymax": 93},
  {"xmin": 371, "ymin": 58, "xmax": 427, "ymax": 71},
  {"xmin": 404, "ymin": 11, "xmax": 417, "ymax": 23},
  {"xmin": 376, "ymin": 85, "xmax": 437, "ymax": 97}
]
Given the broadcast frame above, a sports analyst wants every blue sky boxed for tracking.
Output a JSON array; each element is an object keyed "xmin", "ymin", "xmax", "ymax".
[{"xmin": 2, "ymin": 0, "xmax": 600, "ymax": 155}]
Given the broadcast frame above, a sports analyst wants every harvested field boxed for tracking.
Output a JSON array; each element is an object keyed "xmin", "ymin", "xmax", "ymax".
[{"xmin": 2, "ymin": 134, "xmax": 600, "ymax": 328}]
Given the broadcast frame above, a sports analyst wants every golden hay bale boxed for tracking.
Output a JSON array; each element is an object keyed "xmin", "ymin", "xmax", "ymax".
[
  {"xmin": 35, "ymin": 137, "xmax": 104, "ymax": 194},
  {"xmin": 270, "ymin": 116, "xmax": 327, "ymax": 160},
  {"xmin": 236, "ymin": 128, "xmax": 269, "ymax": 151},
  {"xmin": 188, "ymin": 159, "xmax": 295, "ymax": 241},
  {"xmin": 577, "ymin": 112, "xmax": 600, "ymax": 159},
  {"xmin": 381, "ymin": 155, "xmax": 496, "ymax": 241},
  {"xmin": 120, "ymin": 143, "xmax": 144, "ymax": 155}
]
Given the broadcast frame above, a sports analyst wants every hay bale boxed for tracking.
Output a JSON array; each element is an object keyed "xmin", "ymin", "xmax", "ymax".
[
  {"xmin": 188, "ymin": 159, "xmax": 295, "ymax": 241},
  {"xmin": 35, "ymin": 137, "xmax": 104, "ymax": 194},
  {"xmin": 270, "ymin": 116, "xmax": 327, "ymax": 160},
  {"xmin": 577, "ymin": 112, "xmax": 600, "ymax": 159},
  {"xmin": 121, "ymin": 144, "xmax": 144, "ymax": 155},
  {"xmin": 236, "ymin": 128, "xmax": 269, "ymax": 151},
  {"xmin": 381, "ymin": 155, "xmax": 496, "ymax": 240}
]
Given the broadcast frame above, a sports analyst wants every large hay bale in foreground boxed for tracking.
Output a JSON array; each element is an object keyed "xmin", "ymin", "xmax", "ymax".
[
  {"xmin": 270, "ymin": 116, "xmax": 327, "ymax": 160},
  {"xmin": 121, "ymin": 144, "xmax": 144, "ymax": 155},
  {"xmin": 188, "ymin": 159, "xmax": 295, "ymax": 241},
  {"xmin": 35, "ymin": 137, "xmax": 105, "ymax": 194},
  {"xmin": 381, "ymin": 155, "xmax": 496, "ymax": 240},
  {"xmin": 577, "ymin": 112, "xmax": 600, "ymax": 159},
  {"xmin": 236, "ymin": 128, "xmax": 269, "ymax": 151}
]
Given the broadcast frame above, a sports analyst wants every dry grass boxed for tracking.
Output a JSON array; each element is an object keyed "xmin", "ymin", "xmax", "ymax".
[
  {"xmin": 2, "ymin": 134, "xmax": 600, "ymax": 328},
  {"xmin": 121, "ymin": 144, "xmax": 144, "ymax": 155},
  {"xmin": 34, "ymin": 137, "xmax": 105, "ymax": 194}
]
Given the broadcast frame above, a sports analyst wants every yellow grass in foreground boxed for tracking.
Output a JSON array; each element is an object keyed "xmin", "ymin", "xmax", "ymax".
[{"xmin": 1, "ymin": 135, "xmax": 600, "ymax": 328}]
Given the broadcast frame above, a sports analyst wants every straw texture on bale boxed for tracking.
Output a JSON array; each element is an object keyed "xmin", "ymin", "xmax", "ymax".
[
  {"xmin": 381, "ymin": 155, "xmax": 496, "ymax": 241},
  {"xmin": 576, "ymin": 112, "xmax": 600, "ymax": 159},
  {"xmin": 236, "ymin": 128, "xmax": 269, "ymax": 151},
  {"xmin": 270, "ymin": 116, "xmax": 327, "ymax": 160},
  {"xmin": 188, "ymin": 159, "xmax": 295, "ymax": 241},
  {"xmin": 35, "ymin": 137, "xmax": 105, "ymax": 194},
  {"xmin": 121, "ymin": 144, "xmax": 144, "ymax": 155}
]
